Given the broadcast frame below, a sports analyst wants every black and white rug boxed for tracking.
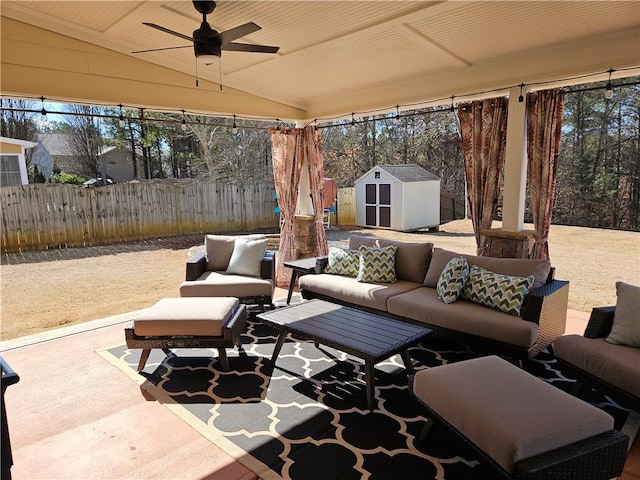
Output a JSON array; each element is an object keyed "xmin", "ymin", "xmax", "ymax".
[{"xmin": 99, "ymin": 305, "xmax": 635, "ymax": 480}]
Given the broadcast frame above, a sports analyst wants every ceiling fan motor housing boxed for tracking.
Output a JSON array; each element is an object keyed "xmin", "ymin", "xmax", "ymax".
[{"xmin": 193, "ymin": 23, "xmax": 222, "ymax": 58}]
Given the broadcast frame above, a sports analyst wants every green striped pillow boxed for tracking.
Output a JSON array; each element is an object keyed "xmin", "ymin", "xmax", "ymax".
[
  {"xmin": 356, "ymin": 245, "xmax": 397, "ymax": 284},
  {"xmin": 464, "ymin": 265, "xmax": 534, "ymax": 316}
]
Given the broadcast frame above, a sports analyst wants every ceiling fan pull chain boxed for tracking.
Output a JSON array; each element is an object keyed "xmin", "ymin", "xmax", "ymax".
[
  {"xmin": 219, "ymin": 58, "xmax": 223, "ymax": 91},
  {"xmin": 195, "ymin": 60, "xmax": 199, "ymax": 87}
]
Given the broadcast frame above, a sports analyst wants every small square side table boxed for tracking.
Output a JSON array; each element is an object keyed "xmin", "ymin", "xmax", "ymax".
[{"xmin": 283, "ymin": 257, "xmax": 319, "ymax": 304}]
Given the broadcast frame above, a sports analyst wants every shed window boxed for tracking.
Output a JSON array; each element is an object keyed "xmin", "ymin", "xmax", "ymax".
[
  {"xmin": 1, "ymin": 155, "xmax": 22, "ymax": 187},
  {"xmin": 374, "ymin": 171, "xmax": 380, "ymax": 179}
]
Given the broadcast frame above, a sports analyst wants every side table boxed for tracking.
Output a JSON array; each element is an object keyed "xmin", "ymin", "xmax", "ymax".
[{"xmin": 283, "ymin": 257, "xmax": 319, "ymax": 304}]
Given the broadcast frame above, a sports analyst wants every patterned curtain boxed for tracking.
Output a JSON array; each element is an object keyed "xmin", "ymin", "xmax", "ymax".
[
  {"xmin": 457, "ymin": 97, "xmax": 509, "ymax": 255},
  {"xmin": 303, "ymin": 125, "xmax": 329, "ymax": 258},
  {"xmin": 270, "ymin": 126, "xmax": 328, "ymax": 286},
  {"xmin": 270, "ymin": 128, "xmax": 303, "ymax": 286},
  {"xmin": 526, "ymin": 89, "xmax": 564, "ymax": 260}
]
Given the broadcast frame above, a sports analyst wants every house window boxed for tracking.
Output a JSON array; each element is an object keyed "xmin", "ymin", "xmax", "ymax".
[{"xmin": 0, "ymin": 155, "xmax": 22, "ymax": 187}]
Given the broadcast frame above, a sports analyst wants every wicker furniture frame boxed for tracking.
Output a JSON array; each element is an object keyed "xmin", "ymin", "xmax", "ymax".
[
  {"xmin": 257, "ymin": 299, "xmax": 432, "ymax": 411},
  {"xmin": 304, "ymin": 257, "xmax": 569, "ymax": 361},
  {"xmin": 554, "ymin": 306, "xmax": 640, "ymax": 411},
  {"xmin": 125, "ymin": 303, "xmax": 247, "ymax": 372},
  {"xmin": 410, "ymin": 372, "xmax": 629, "ymax": 480},
  {"xmin": 184, "ymin": 250, "xmax": 276, "ymax": 311}
]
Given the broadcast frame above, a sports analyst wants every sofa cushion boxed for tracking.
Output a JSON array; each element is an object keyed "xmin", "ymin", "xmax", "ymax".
[
  {"xmin": 463, "ymin": 265, "xmax": 534, "ymax": 316},
  {"xmin": 606, "ymin": 281, "xmax": 640, "ymax": 347},
  {"xmin": 205, "ymin": 234, "xmax": 265, "ymax": 271},
  {"xmin": 299, "ymin": 273, "xmax": 420, "ymax": 312},
  {"xmin": 375, "ymin": 239, "xmax": 434, "ymax": 283},
  {"xmin": 387, "ymin": 287, "xmax": 537, "ymax": 348},
  {"xmin": 180, "ymin": 271, "xmax": 273, "ymax": 298},
  {"xmin": 348, "ymin": 235, "xmax": 433, "ymax": 283},
  {"xmin": 226, "ymin": 237, "xmax": 268, "ymax": 277},
  {"xmin": 423, "ymin": 248, "xmax": 550, "ymax": 290},
  {"xmin": 436, "ymin": 257, "xmax": 469, "ymax": 304},
  {"xmin": 554, "ymin": 334, "xmax": 640, "ymax": 398},
  {"xmin": 357, "ymin": 244, "xmax": 397, "ymax": 284},
  {"xmin": 324, "ymin": 247, "xmax": 360, "ymax": 277}
]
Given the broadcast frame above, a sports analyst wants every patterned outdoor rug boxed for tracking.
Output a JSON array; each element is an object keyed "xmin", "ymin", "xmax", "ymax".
[{"xmin": 99, "ymin": 310, "xmax": 635, "ymax": 480}]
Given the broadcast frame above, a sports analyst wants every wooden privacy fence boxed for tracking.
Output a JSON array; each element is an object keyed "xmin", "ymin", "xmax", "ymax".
[{"xmin": 1, "ymin": 182, "xmax": 278, "ymax": 253}]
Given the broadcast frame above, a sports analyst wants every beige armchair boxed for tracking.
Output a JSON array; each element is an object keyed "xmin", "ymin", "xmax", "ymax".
[{"xmin": 179, "ymin": 234, "xmax": 276, "ymax": 311}]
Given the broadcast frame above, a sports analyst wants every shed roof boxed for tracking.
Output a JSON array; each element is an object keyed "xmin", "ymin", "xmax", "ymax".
[{"xmin": 375, "ymin": 164, "xmax": 440, "ymax": 183}]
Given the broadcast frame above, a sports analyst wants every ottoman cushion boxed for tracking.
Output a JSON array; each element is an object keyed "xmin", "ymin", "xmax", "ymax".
[
  {"xmin": 413, "ymin": 355, "xmax": 614, "ymax": 473},
  {"xmin": 133, "ymin": 297, "xmax": 240, "ymax": 337}
]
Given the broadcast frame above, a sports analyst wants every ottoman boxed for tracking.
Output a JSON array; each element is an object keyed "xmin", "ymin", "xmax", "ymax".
[
  {"xmin": 411, "ymin": 355, "xmax": 629, "ymax": 480},
  {"xmin": 125, "ymin": 297, "xmax": 246, "ymax": 372}
]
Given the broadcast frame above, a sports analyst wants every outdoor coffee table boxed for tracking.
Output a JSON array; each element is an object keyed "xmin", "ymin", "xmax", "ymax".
[{"xmin": 257, "ymin": 299, "xmax": 432, "ymax": 411}]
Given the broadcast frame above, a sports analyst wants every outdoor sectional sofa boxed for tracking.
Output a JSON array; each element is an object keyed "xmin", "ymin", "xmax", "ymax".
[{"xmin": 300, "ymin": 234, "xmax": 570, "ymax": 361}]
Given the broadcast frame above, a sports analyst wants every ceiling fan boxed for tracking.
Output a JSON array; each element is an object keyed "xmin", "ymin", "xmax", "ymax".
[{"xmin": 133, "ymin": 0, "xmax": 279, "ymax": 63}]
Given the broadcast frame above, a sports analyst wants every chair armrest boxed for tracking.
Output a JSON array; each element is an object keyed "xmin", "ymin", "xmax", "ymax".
[
  {"xmin": 521, "ymin": 279, "xmax": 570, "ymax": 358},
  {"xmin": 185, "ymin": 252, "xmax": 206, "ymax": 281},
  {"xmin": 260, "ymin": 250, "xmax": 276, "ymax": 280},
  {"xmin": 315, "ymin": 256, "xmax": 329, "ymax": 274},
  {"xmin": 584, "ymin": 306, "xmax": 616, "ymax": 339}
]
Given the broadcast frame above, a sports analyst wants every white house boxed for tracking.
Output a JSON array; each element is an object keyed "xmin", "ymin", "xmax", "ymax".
[
  {"xmin": 0, "ymin": 136, "xmax": 37, "ymax": 187},
  {"xmin": 355, "ymin": 164, "xmax": 440, "ymax": 232}
]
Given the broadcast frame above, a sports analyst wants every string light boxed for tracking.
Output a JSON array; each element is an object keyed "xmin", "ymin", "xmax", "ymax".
[
  {"xmin": 40, "ymin": 96, "xmax": 47, "ymax": 120},
  {"xmin": 450, "ymin": 95, "xmax": 455, "ymax": 113},
  {"xmin": 518, "ymin": 83, "xmax": 525, "ymax": 103},
  {"xmin": 605, "ymin": 68, "xmax": 614, "ymax": 100},
  {"xmin": 118, "ymin": 104, "xmax": 125, "ymax": 127},
  {"xmin": 181, "ymin": 109, "xmax": 187, "ymax": 131},
  {"xmin": 395, "ymin": 105, "xmax": 400, "ymax": 120},
  {"xmin": 232, "ymin": 114, "xmax": 238, "ymax": 133}
]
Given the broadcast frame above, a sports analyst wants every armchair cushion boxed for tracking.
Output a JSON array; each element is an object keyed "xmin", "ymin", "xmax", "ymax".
[
  {"xmin": 606, "ymin": 281, "xmax": 640, "ymax": 347},
  {"xmin": 205, "ymin": 234, "xmax": 266, "ymax": 271},
  {"xmin": 226, "ymin": 237, "xmax": 268, "ymax": 277}
]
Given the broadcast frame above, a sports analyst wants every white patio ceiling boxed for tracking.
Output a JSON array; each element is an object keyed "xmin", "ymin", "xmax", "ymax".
[{"xmin": 1, "ymin": 1, "xmax": 639, "ymax": 122}]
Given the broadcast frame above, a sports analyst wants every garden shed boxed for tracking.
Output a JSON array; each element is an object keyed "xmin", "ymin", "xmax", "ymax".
[{"xmin": 355, "ymin": 164, "xmax": 440, "ymax": 232}]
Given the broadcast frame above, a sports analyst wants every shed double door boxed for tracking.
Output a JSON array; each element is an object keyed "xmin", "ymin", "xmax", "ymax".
[{"xmin": 365, "ymin": 183, "xmax": 391, "ymax": 228}]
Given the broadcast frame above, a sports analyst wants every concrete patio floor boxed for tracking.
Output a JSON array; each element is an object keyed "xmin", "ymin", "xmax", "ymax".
[{"xmin": 1, "ymin": 293, "xmax": 638, "ymax": 480}]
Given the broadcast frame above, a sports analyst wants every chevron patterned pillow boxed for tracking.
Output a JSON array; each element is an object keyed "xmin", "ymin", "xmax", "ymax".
[
  {"xmin": 324, "ymin": 247, "xmax": 360, "ymax": 278},
  {"xmin": 436, "ymin": 257, "xmax": 470, "ymax": 304},
  {"xmin": 464, "ymin": 265, "xmax": 534, "ymax": 316},
  {"xmin": 356, "ymin": 244, "xmax": 397, "ymax": 283}
]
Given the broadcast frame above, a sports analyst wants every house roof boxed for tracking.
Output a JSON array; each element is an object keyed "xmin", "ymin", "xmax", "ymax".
[
  {"xmin": 0, "ymin": 136, "xmax": 37, "ymax": 149},
  {"xmin": 36, "ymin": 133, "xmax": 75, "ymax": 156},
  {"xmin": 358, "ymin": 164, "xmax": 440, "ymax": 183},
  {"xmin": 1, "ymin": 1, "xmax": 638, "ymax": 122}
]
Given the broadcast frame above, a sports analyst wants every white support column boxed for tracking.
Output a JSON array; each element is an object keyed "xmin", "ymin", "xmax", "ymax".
[
  {"xmin": 295, "ymin": 121, "xmax": 314, "ymax": 215},
  {"xmin": 501, "ymin": 86, "xmax": 529, "ymax": 232}
]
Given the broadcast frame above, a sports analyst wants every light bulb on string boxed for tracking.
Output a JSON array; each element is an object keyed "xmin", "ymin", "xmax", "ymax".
[
  {"xmin": 118, "ymin": 104, "xmax": 125, "ymax": 127},
  {"xmin": 181, "ymin": 110, "xmax": 187, "ymax": 131},
  {"xmin": 232, "ymin": 114, "xmax": 238, "ymax": 134},
  {"xmin": 605, "ymin": 69, "xmax": 614, "ymax": 100},
  {"xmin": 40, "ymin": 96, "xmax": 47, "ymax": 121}
]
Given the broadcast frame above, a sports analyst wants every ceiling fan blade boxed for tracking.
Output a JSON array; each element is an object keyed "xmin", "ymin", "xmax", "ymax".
[
  {"xmin": 219, "ymin": 22, "xmax": 261, "ymax": 44},
  {"xmin": 143, "ymin": 22, "xmax": 194, "ymax": 43},
  {"xmin": 222, "ymin": 42, "xmax": 279, "ymax": 54},
  {"xmin": 132, "ymin": 45, "xmax": 193, "ymax": 54}
]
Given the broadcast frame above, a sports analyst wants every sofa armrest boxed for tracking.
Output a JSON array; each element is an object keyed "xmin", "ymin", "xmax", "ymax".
[
  {"xmin": 186, "ymin": 252, "xmax": 207, "ymax": 281},
  {"xmin": 521, "ymin": 279, "xmax": 570, "ymax": 358},
  {"xmin": 584, "ymin": 306, "xmax": 616, "ymax": 339},
  {"xmin": 315, "ymin": 256, "xmax": 329, "ymax": 274},
  {"xmin": 260, "ymin": 250, "xmax": 276, "ymax": 280}
]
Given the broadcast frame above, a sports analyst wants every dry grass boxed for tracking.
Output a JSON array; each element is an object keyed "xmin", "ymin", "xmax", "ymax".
[{"xmin": 1, "ymin": 220, "xmax": 638, "ymax": 341}]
